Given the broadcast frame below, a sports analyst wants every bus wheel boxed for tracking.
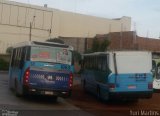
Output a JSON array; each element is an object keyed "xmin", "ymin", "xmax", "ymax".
[
  {"xmin": 9, "ymin": 79, "xmax": 13, "ymax": 91},
  {"xmin": 52, "ymin": 96, "xmax": 58, "ymax": 102},
  {"xmin": 68, "ymin": 90, "xmax": 72, "ymax": 97},
  {"xmin": 15, "ymin": 80, "xmax": 21, "ymax": 97},
  {"xmin": 97, "ymin": 87, "xmax": 101, "ymax": 101},
  {"xmin": 83, "ymin": 80, "xmax": 86, "ymax": 92},
  {"xmin": 63, "ymin": 90, "xmax": 72, "ymax": 98},
  {"xmin": 130, "ymin": 99, "xmax": 139, "ymax": 103}
]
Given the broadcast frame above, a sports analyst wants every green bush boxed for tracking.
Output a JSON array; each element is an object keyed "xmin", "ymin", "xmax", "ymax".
[
  {"xmin": 85, "ymin": 37, "xmax": 110, "ymax": 53},
  {"xmin": 6, "ymin": 47, "xmax": 13, "ymax": 54},
  {"xmin": 0, "ymin": 58, "xmax": 9, "ymax": 71}
]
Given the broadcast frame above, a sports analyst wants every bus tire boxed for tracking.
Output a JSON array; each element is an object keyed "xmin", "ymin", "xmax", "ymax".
[
  {"xmin": 52, "ymin": 96, "xmax": 58, "ymax": 102},
  {"xmin": 83, "ymin": 80, "xmax": 87, "ymax": 92},
  {"xmin": 97, "ymin": 86, "xmax": 101, "ymax": 101},
  {"xmin": 63, "ymin": 90, "xmax": 72, "ymax": 98},
  {"xmin": 15, "ymin": 80, "xmax": 21, "ymax": 97},
  {"xmin": 9, "ymin": 79, "xmax": 13, "ymax": 91},
  {"xmin": 130, "ymin": 99, "xmax": 139, "ymax": 103},
  {"xmin": 68, "ymin": 90, "xmax": 72, "ymax": 97}
]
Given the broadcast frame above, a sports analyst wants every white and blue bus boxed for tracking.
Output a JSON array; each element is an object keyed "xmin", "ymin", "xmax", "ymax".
[
  {"xmin": 81, "ymin": 51, "xmax": 153, "ymax": 101},
  {"xmin": 9, "ymin": 41, "xmax": 74, "ymax": 100}
]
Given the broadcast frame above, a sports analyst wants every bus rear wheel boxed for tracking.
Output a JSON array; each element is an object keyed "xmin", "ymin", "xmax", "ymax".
[
  {"xmin": 83, "ymin": 80, "xmax": 87, "ymax": 92},
  {"xmin": 97, "ymin": 87, "xmax": 101, "ymax": 101},
  {"xmin": 15, "ymin": 80, "xmax": 21, "ymax": 97},
  {"xmin": 52, "ymin": 96, "xmax": 58, "ymax": 102}
]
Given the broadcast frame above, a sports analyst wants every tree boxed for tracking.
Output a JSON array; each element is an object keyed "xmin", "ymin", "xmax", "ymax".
[
  {"xmin": 72, "ymin": 50, "xmax": 81, "ymax": 62},
  {"xmin": 92, "ymin": 37, "xmax": 100, "ymax": 52},
  {"xmin": 85, "ymin": 37, "xmax": 110, "ymax": 53},
  {"xmin": 6, "ymin": 47, "xmax": 13, "ymax": 54},
  {"xmin": 99, "ymin": 39, "xmax": 110, "ymax": 52}
]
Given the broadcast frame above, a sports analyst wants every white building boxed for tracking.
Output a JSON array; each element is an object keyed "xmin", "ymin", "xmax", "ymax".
[{"xmin": 0, "ymin": 0, "xmax": 131, "ymax": 54}]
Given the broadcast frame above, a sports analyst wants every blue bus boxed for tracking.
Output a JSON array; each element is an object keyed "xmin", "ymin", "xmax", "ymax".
[
  {"xmin": 9, "ymin": 41, "xmax": 74, "ymax": 100},
  {"xmin": 81, "ymin": 51, "xmax": 153, "ymax": 101}
]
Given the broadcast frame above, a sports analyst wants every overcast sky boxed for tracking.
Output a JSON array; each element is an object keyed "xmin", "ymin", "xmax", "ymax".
[{"xmin": 10, "ymin": 0, "xmax": 160, "ymax": 39}]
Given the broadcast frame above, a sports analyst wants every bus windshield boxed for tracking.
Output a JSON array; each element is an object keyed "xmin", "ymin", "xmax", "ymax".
[{"xmin": 30, "ymin": 46, "xmax": 72, "ymax": 65}]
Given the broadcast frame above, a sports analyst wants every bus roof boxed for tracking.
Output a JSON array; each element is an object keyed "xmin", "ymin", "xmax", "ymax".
[
  {"xmin": 83, "ymin": 52, "xmax": 109, "ymax": 56},
  {"xmin": 83, "ymin": 51, "xmax": 151, "ymax": 56},
  {"xmin": 12, "ymin": 41, "xmax": 73, "ymax": 50}
]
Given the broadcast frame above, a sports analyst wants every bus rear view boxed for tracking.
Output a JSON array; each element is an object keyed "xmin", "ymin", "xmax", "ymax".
[
  {"xmin": 9, "ymin": 41, "xmax": 74, "ymax": 100},
  {"xmin": 109, "ymin": 51, "xmax": 153, "ymax": 100}
]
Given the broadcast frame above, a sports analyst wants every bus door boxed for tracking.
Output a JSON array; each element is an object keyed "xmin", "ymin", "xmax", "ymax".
[{"xmin": 153, "ymin": 62, "xmax": 160, "ymax": 90}]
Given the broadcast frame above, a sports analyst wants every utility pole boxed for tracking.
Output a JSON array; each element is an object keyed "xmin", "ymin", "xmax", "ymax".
[
  {"xmin": 49, "ymin": 29, "xmax": 51, "ymax": 40},
  {"xmin": 29, "ymin": 16, "xmax": 35, "ymax": 41},
  {"xmin": 120, "ymin": 23, "xmax": 123, "ymax": 50},
  {"xmin": 29, "ymin": 22, "xmax": 32, "ymax": 41}
]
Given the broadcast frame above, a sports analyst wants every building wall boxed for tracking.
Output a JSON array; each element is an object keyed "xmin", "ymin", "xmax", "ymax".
[
  {"xmin": 137, "ymin": 37, "xmax": 160, "ymax": 51},
  {"xmin": 59, "ymin": 37, "xmax": 85, "ymax": 53},
  {"xmin": 0, "ymin": 0, "xmax": 131, "ymax": 54},
  {"xmin": 86, "ymin": 31, "xmax": 160, "ymax": 52}
]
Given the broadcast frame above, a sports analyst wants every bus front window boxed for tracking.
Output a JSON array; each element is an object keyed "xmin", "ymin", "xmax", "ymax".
[{"xmin": 30, "ymin": 46, "xmax": 72, "ymax": 65}]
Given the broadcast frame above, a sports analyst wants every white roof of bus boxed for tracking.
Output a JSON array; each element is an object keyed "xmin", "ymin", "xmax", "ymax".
[
  {"xmin": 83, "ymin": 51, "xmax": 151, "ymax": 56},
  {"xmin": 12, "ymin": 41, "xmax": 74, "ymax": 50}
]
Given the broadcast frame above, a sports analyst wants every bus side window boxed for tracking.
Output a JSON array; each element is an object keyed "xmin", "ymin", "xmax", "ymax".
[
  {"xmin": 102, "ymin": 56, "xmax": 106, "ymax": 71},
  {"xmin": 84, "ymin": 57, "xmax": 87, "ymax": 69},
  {"xmin": 11, "ymin": 49, "xmax": 15, "ymax": 67},
  {"xmin": 97, "ymin": 56, "xmax": 101, "ymax": 70},
  {"xmin": 19, "ymin": 47, "xmax": 25, "ymax": 69},
  {"xmin": 13, "ymin": 49, "xmax": 18, "ymax": 68},
  {"xmin": 17, "ymin": 48, "xmax": 22, "ymax": 68},
  {"xmin": 15, "ymin": 48, "xmax": 19, "ymax": 67},
  {"xmin": 93, "ymin": 56, "xmax": 97, "ymax": 70},
  {"xmin": 102, "ymin": 55, "xmax": 109, "ymax": 72},
  {"xmin": 88, "ymin": 56, "xmax": 90, "ymax": 69},
  {"xmin": 25, "ymin": 46, "xmax": 30, "ymax": 61},
  {"xmin": 85, "ymin": 57, "xmax": 88, "ymax": 69}
]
